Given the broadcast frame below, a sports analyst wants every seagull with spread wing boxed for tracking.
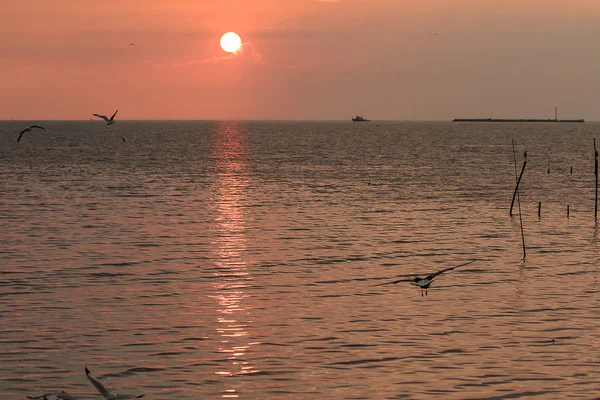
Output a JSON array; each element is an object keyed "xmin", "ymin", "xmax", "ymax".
[
  {"xmin": 374, "ymin": 259, "xmax": 477, "ymax": 296},
  {"xmin": 85, "ymin": 367, "xmax": 145, "ymax": 400},
  {"xmin": 17, "ymin": 125, "xmax": 45, "ymax": 143},
  {"xmin": 93, "ymin": 109, "xmax": 118, "ymax": 125}
]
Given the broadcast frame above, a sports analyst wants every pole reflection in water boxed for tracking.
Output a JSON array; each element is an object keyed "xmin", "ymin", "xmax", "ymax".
[{"xmin": 209, "ymin": 122, "xmax": 259, "ymax": 398}]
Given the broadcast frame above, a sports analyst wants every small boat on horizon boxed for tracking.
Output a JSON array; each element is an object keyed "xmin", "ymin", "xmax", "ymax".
[{"xmin": 352, "ymin": 115, "xmax": 370, "ymax": 122}]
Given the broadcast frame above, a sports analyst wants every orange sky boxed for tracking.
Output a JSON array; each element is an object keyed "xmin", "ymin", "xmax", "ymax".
[{"xmin": 1, "ymin": 0, "xmax": 599, "ymax": 120}]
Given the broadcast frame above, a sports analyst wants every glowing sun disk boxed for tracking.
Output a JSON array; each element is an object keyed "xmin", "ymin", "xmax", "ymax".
[{"xmin": 220, "ymin": 32, "xmax": 242, "ymax": 53}]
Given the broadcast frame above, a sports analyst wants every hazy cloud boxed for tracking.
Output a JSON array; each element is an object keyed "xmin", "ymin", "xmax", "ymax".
[{"xmin": 152, "ymin": 42, "xmax": 265, "ymax": 67}]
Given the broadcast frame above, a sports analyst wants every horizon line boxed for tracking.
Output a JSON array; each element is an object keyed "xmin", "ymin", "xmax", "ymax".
[{"xmin": 1, "ymin": 119, "xmax": 597, "ymax": 123}]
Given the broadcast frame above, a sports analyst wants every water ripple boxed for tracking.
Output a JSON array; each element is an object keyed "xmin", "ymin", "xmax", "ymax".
[{"xmin": 1, "ymin": 121, "xmax": 600, "ymax": 399}]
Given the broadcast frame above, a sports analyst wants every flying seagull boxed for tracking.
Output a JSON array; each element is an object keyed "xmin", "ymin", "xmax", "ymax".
[
  {"xmin": 17, "ymin": 125, "xmax": 45, "ymax": 143},
  {"xmin": 85, "ymin": 367, "xmax": 145, "ymax": 399},
  {"xmin": 93, "ymin": 110, "xmax": 118, "ymax": 125},
  {"xmin": 374, "ymin": 259, "xmax": 477, "ymax": 296},
  {"xmin": 27, "ymin": 391, "xmax": 78, "ymax": 400},
  {"xmin": 128, "ymin": 42, "xmax": 136, "ymax": 46}
]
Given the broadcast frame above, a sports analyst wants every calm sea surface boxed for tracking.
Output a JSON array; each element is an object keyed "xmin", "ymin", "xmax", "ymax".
[{"xmin": 1, "ymin": 121, "xmax": 599, "ymax": 399}]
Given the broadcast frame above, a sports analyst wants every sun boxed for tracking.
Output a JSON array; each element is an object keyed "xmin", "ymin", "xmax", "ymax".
[{"xmin": 220, "ymin": 32, "xmax": 242, "ymax": 53}]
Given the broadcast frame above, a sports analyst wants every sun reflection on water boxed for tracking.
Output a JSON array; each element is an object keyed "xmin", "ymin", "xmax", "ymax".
[{"xmin": 210, "ymin": 122, "xmax": 259, "ymax": 395}]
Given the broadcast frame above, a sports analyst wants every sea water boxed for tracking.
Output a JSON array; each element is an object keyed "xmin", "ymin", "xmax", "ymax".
[{"xmin": 1, "ymin": 120, "xmax": 599, "ymax": 399}]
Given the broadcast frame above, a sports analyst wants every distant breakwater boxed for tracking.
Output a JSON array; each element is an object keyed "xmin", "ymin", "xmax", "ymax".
[{"xmin": 453, "ymin": 118, "xmax": 585, "ymax": 123}]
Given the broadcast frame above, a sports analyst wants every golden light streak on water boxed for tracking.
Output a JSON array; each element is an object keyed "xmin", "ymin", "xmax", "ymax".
[{"xmin": 211, "ymin": 122, "xmax": 260, "ymax": 393}]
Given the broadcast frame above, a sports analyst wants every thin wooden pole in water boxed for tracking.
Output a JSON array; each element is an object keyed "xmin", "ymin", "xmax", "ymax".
[
  {"xmin": 510, "ymin": 141, "xmax": 527, "ymax": 217},
  {"xmin": 538, "ymin": 201, "xmax": 542, "ymax": 219},
  {"xmin": 511, "ymin": 139, "xmax": 527, "ymax": 260},
  {"xmin": 595, "ymin": 139, "xmax": 598, "ymax": 222},
  {"xmin": 510, "ymin": 151, "xmax": 527, "ymax": 217}
]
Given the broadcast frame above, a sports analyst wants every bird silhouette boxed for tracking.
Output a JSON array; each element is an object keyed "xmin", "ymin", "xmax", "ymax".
[
  {"xmin": 85, "ymin": 366, "xmax": 145, "ymax": 399},
  {"xmin": 93, "ymin": 110, "xmax": 118, "ymax": 125},
  {"xmin": 374, "ymin": 260, "xmax": 477, "ymax": 296},
  {"xmin": 17, "ymin": 125, "xmax": 45, "ymax": 143}
]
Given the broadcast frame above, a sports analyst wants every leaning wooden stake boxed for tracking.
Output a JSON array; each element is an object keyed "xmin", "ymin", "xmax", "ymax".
[
  {"xmin": 595, "ymin": 139, "xmax": 598, "ymax": 222},
  {"xmin": 517, "ymin": 156, "xmax": 527, "ymax": 260},
  {"xmin": 510, "ymin": 145, "xmax": 527, "ymax": 217},
  {"xmin": 511, "ymin": 139, "xmax": 527, "ymax": 260}
]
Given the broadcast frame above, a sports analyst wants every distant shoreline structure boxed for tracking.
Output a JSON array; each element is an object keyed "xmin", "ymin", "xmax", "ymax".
[
  {"xmin": 453, "ymin": 118, "xmax": 584, "ymax": 123},
  {"xmin": 453, "ymin": 107, "xmax": 584, "ymax": 123}
]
